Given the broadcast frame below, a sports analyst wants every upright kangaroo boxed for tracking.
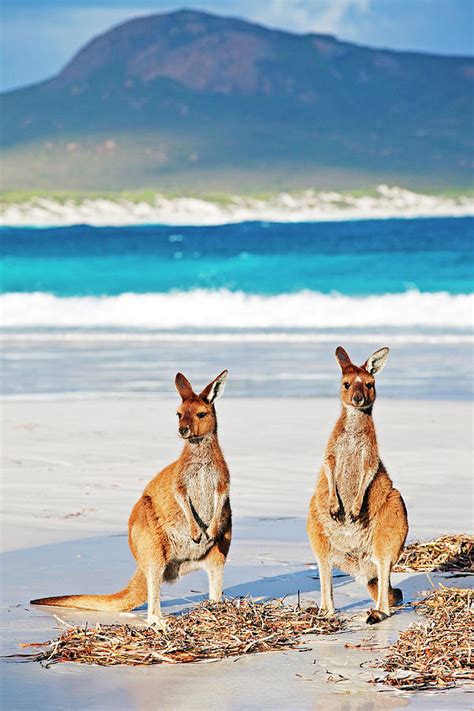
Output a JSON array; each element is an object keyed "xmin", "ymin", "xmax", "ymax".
[
  {"xmin": 31, "ymin": 370, "xmax": 232, "ymax": 629},
  {"xmin": 307, "ymin": 347, "xmax": 408, "ymax": 624}
]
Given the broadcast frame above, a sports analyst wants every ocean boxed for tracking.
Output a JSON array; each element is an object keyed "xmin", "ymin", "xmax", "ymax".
[{"xmin": 1, "ymin": 216, "xmax": 473, "ymax": 399}]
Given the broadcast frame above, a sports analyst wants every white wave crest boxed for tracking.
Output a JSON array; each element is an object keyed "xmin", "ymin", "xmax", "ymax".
[
  {"xmin": 1, "ymin": 185, "xmax": 473, "ymax": 227},
  {"xmin": 1, "ymin": 290, "xmax": 472, "ymax": 330}
]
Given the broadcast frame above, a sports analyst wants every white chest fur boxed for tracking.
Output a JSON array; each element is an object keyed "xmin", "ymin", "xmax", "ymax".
[
  {"xmin": 185, "ymin": 462, "xmax": 218, "ymax": 528},
  {"xmin": 334, "ymin": 415, "xmax": 371, "ymax": 501}
]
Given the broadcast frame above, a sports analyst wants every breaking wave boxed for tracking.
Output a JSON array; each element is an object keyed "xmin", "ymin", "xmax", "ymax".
[{"xmin": 1, "ymin": 290, "xmax": 472, "ymax": 330}]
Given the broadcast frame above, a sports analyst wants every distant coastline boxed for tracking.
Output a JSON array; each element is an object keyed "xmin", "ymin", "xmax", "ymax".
[{"xmin": 1, "ymin": 185, "xmax": 473, "ymax": 228}]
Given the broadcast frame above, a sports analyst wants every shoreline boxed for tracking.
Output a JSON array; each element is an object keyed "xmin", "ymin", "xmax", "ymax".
[
  {"xmin": 2, "ymin": 185, "xmax": 473, "ymax": 227},
  {"xmin": 2, "ymin": 337, "xmax": 472, "ymax": 401}
]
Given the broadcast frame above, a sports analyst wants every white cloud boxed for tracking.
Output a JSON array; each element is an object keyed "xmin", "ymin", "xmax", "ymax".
[
  {"xmin": 312, "ymin": 0, "xmax": 371, "ymax": 34},
  {"xmin": 243, "ymin": 0, "xmax": 372, "ymax": 36}
]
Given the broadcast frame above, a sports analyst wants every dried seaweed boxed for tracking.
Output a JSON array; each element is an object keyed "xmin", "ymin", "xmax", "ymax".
[
  {"xmin": 19, "ymin": 598, "xmax": 344, "ymax": 667},
  {"xmin": 394, "ymin": 534, "xmax": 473, "ymax": 573},
  {"xmin": 375, "ymin": 587, "xmax": 473, "ymax": 691}
]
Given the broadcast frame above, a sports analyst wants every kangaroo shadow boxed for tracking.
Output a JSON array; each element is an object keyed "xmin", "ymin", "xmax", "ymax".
[
  {"xmin": 431, "ymin": 545, "xmax": 473, "ymax": 575},
  {"xmin": 159, "ymin": 568, "xmax": 351, "ymax": 610}
]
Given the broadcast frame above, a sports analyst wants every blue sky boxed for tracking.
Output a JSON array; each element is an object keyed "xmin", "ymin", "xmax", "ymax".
[{"xmin": 1, "ymin": 0, "xmax": 473, "ymax": 91}]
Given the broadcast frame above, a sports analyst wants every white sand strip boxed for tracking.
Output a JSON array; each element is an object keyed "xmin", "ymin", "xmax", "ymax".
[{"xmin": 2, "ymin": 186, "xmax": 473, "ymax": 227}]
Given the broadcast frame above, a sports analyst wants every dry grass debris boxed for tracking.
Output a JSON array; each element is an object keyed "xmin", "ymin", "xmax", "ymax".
[
  {"xmin": 376, "ymin": 587, "xmax": 473, "ymax": 691},
  {"xmin": 20, "ymin": 598, "xmax": 344, "ymax": 667},
  {"xmin": 394, "ymin": 534, "xmax": 473, "ymax": 573}
]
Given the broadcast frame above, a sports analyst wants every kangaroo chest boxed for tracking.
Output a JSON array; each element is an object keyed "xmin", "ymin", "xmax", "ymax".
[
  {"xmin": 334, "ymin": 429, "xmax": 369, "ymax": 502},
  {"xmin": 327, "ymin": 430, "xmax": 374, "ymax": 566},
  {"xmin": 185, "ymin": 462, "xmax": 217, "ymax": 528}
]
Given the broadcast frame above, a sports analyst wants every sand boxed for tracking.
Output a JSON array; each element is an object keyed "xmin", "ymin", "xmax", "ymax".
[{"xmin": 1, "ymin": 397, "xmax": 473, "ymax": 710}]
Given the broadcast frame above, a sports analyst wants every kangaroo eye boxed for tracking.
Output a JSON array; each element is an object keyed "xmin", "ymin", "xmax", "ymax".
[
  {"xmin": 177, "ymin": 413, "xmax": 182, "ymax": 419},
  {"xmin": 366, "ymin": 383, "xmax": 374, "ymax": 390},
  {"xmin": 343, "ymin": 382, "xmax": 350, "ymax": 390},
  {"xmin": 197, "ymin": 412, "xmax": 207, "ymax": 419}
]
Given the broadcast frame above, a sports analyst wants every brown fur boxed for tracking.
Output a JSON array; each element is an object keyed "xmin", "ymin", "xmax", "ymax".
[
  {"xmin": 31, "ymin": 370, "xmax": 232, "ymax": 628},
  {"xmin": 307, "ymin": 347, "xmax": 408, "ymax": 624}
]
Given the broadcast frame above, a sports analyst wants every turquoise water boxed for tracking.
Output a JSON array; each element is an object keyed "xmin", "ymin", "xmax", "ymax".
[
  {"xmin": 1, "ymin": 216, "xmax": 472, "ymax": 398},
  {"xmin": 1, "ymin": 217, "xmax": 473, "ymax": 296}
]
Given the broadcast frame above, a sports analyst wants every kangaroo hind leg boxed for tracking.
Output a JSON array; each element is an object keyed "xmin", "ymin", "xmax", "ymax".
[
  {"xmin": 307, "ymin": 511, "xmax": 334, "ymax": 614},
  {"xmin": 367, "ymin": 489, "xmax": 407, "ymax": 624},
  {"xmin": 203, "ymin": 529, "xmax": 231, "ymax": 602},
  {"xmin": 146, "ymin": 564, "xmax": 167, "ymax": 629},
  {"xmin": 131, "ymin": 497, "xmax": 168, "ymax": 630},
  {"xmin": 366, "ymin": 557, "xmax": 391, "ymax": 624}
]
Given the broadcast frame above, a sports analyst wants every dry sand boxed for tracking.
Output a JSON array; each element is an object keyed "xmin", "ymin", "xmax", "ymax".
[{"xmin": 1, "ymin": 397, "xmax": 473, "ymax": 710}]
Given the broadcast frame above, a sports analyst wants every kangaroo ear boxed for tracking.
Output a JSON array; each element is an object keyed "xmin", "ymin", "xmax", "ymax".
[
  {"xmin": 364, "ymin": 347, "xmax": 390, "ymax": 375},
  {"xmin": 335, "ymin": 346, "xmax": 352, "ymax": 371},
  {"xmin": 200, "ymin": 370, "xmax": 228, "ymax": 404},
  {"xmin": 175, "ymin": 373, "xmax": 195, "ymax": 400}
]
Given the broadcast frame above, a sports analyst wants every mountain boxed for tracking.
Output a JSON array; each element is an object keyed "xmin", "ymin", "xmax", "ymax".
[{"xmin": 1, "ymin": 9, "xmax": 473, "ymax": 191}]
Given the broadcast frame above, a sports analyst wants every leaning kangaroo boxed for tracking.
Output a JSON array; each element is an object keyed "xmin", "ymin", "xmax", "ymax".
[
  {"xmin": 307, "ymin": 347, "xmax": 408, "ymax": 624},
  {"xmin": 31, "ymin": 370, "xmax": 232, "ymax": 629}
]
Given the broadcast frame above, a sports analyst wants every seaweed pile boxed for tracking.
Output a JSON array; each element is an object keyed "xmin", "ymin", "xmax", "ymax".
[
  {"xmin": 394, "ymin": 534, "xmax": 473, "ymax": 573},
  {"xmin": 377, "ymin": 587, "xmax": 473, "ymax": 690},
  {"xmin": 21, "ymin": 598, "xmax": 344, "ymax": 667}
]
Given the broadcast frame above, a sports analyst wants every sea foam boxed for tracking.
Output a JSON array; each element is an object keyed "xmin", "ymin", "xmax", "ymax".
[{"xmin": 1, "ymin": 290, "xmax": 472, "ymax": 330}]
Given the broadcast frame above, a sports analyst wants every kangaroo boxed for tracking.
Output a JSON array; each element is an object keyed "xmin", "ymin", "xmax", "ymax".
[
  {"xmin": 307, "ymin": 347, "xmax": 408, "ymax": 624},
  {"xmin": 31, "ymin": 370, "xmax": 232, "ymax": 629}
]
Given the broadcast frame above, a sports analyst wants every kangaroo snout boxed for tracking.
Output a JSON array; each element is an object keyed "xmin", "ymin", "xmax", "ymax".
[
  {"xmin": 179, "ymin": 425, "xmax": 190, "ymax": 438},
  {"xmin": 352, "ymin": 393, "xmax": 364, "ymax": 406}
]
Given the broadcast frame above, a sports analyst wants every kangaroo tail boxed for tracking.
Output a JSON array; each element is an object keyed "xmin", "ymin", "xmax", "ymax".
[{"xmin": 30, "ymin": 567, "xmax": 146, "ymax": 612}]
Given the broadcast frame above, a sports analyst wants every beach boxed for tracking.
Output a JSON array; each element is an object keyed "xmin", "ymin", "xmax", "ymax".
[{"xmin": 1, "ymin": 396, "xmax": 472, "ymax": 710}]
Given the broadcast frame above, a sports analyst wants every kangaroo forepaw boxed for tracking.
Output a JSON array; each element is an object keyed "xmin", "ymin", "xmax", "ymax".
[
  {"xmin": 329, "ymin": 498, "xmax": 342, "ymax": 521},
  {"xmin": 366, "ymin": 609, "xmax": 389, "ymax": 625},
  {"xmin": 190, "ymin": 526, "xmax": 202, "ymax": 543},
  {"xmin": 206, "ymin": 524, "xmax": 219, "ymax": 541},
  {"xmin": 349, "ymin": 500, "xmax": 362, "ymax": 522}
]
